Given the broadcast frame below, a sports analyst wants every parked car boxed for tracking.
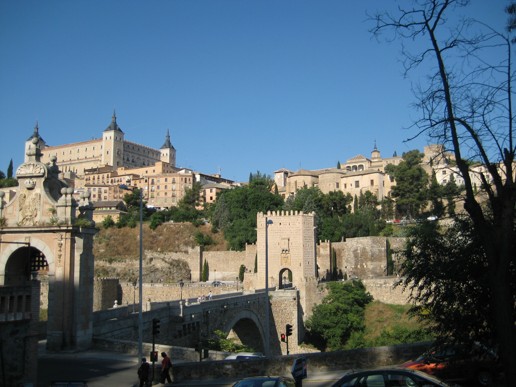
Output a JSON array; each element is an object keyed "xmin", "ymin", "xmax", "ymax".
[
  {"xmin": 331, "ymin": 367, "xmax": 451, "ymax": 387},
  {"xmin": 225, "ymin": 352, "xmax": 265, "ymax": 360},
  {"xmin": 212, "ymin": 280, "xmax": 222, "ymax": 287},
  {"xmin": 232, "ymin": 376, "xmax": 296, "ymax": 387},
  {"xmin": 401, "ymin": 343, "xmax": 501, "ymax": 386}
]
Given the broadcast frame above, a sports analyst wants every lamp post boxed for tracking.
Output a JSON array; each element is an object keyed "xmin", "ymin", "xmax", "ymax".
[
  {"xmin": 236, "ymin": 276, "xmax": 239, "ymax": 291},
  {"xmin": 138, "ymin": 188, "xmax": 143, "ymax": 362},
  {"xmin": 132, "ymin": 280, "xmax": 137, "ymax": 313},
  {"xmin": 264, "ymin": 217, "xmax": 273, "ymax": 356},
  {"xmin": 179, "ymin": 279, "xmax": 184, "ymax": 302}
]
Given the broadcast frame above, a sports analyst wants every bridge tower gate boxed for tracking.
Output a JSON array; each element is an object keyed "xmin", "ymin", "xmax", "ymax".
[
  {"xmin": 256, "ymin": 211, "xmax": 318, "ymax": 354},
  {"xmin": 0, "ymin": 136, "xmax": 97, "ymax": 351}
]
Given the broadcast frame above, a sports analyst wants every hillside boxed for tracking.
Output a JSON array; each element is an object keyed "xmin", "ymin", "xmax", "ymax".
[{"xmin": 93, "ymin": 222, "xmax": 227, "ymax": 282}]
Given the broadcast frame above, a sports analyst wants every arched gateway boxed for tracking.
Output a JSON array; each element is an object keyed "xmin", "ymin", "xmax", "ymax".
[{"xmin": 0, "ymin": 135, "xmax": 97, "ymax": 351}]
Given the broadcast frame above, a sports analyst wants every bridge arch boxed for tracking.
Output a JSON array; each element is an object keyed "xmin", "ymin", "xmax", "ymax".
[
  {"xmin": 0, "ymin": 236, "xmax": 55, "ymax": 286},
  {"xmin": 222, "ymin": 308, "xmax": 266, "ymax": 353}
]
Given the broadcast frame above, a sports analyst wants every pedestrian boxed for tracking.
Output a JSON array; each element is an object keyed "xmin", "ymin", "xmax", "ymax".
[
  {"xmin": 208, "ymin": 291, "xmax": 212, "ymax": 300},
  {"xmin": 160, "ymin": 351, "xmax": 172, "ymax": 384},
  {"xmin": 137, "ymin": 357, "xmax": 150, "ymax": 387}
]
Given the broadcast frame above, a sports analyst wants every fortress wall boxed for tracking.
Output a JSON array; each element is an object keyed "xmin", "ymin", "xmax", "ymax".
[
  {"xmin": 316, "ymin": 241, "xmax": 332, "ymax": 280},
  {"xmin": 333, "ymin": 237, "xmax": 389, "ymax": 279},
  {"xmin": 201, "ymin": 250, "xmax": 247, "ymax": 281},
  {"xmin": 361, "ymin": 277, "xmax": 409, "ymax": 305}
]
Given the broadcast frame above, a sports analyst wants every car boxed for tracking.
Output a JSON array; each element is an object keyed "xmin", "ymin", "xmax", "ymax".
[
  {"xmin": 331, "ymin": 367, "xmax": 451, "ymax": 387},
  {"xmin": 232, "ymin": 376, "xmax": 296, "ymax": 387},
  {"xmin": 401, "ymin": 343, "xmax": 501, "ymax": 386},
  {"xmin": 225, "ymin": 352, "xmax": 265, "ymax": 360},
  {"xmin": 212, "ymin": 280, "xmax": 222, "ymax": 287}
]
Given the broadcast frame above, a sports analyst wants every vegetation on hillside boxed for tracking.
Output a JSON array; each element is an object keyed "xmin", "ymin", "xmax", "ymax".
[{"xmin": 304, "ymin": 280, "xmax": 373, "ymax": 351}]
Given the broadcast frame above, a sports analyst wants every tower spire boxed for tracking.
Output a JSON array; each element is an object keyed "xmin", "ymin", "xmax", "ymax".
[{"xmin": 161, "ymin": 129, "xmax": 174, "ymax": 149}]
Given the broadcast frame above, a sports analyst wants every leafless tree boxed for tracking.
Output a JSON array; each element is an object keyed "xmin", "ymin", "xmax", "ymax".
[{"xmin": 371, "ymin": 0, "xmax": 515, "ymax": 382}]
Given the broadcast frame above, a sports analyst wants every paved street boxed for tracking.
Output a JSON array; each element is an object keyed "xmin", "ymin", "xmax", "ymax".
[{"xmin": 36, "ymin": 341, "xmax": 341, "ymax": 387}]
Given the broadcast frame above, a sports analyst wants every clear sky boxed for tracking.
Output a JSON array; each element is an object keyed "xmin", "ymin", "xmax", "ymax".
[{"xmin": 0, "ymin": 0, "xmax": 508, "ymax": 183}]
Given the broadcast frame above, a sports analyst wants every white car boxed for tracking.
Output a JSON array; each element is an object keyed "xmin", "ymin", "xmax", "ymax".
[{"xmin": 225, "ymin": 352, "xmax": 265, "ymax": 360}]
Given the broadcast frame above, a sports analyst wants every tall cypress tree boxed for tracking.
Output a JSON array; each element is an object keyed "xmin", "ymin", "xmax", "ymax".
[{"xmin": 7, "ymin": 159, "xmax": 13, "ymax": 179}]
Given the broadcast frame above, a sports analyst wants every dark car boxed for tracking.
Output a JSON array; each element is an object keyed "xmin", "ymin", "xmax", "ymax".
[
  {"xmin": 331, "ymin": 367, "xmax": 451, "ymax": 387},
  {"xmin": 401, "ymin": 343, "xmax": 501, "ymax": 386},
  {"xmin": 232, "ymin": 375, "xmax": 296, "ymax": 387}
]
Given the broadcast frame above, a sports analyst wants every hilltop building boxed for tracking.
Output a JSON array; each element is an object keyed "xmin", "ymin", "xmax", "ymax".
[
  {"xmin": 274, "ymin": 144, "xmax": 403, "ymax": 201},
  {"xmin": 23, "ymin": 113, "xmax": 236, "ymax": 211}
]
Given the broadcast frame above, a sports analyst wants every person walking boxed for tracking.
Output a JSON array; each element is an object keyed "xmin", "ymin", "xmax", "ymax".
[
  {"xmin": 137, "ymin": 357, "xmax": 150, "ymax": 387},
  {"xmin": 160, "ymin": 352, "xmax": 172, "ymax": 384}
]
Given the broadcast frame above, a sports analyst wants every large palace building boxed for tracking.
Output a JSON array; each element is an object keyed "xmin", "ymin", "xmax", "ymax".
[
  {"xmin": 26, "ymin": 111, "xmax": 176, "ymax": 175},
  {"xmin": 20, "ymin": 113, "xmax": 235, "ymax": 218}
]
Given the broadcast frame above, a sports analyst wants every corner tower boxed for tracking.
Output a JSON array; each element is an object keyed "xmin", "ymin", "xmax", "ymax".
[
  {"xmin": 160, "ymin": 129, "xmax": 176, "ymax": 167},
  {"xmin": 101, "ymin": 111, "xmax": 125, "ymax": 168}
]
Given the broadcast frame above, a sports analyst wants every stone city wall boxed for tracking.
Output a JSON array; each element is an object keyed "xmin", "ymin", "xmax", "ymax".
[
  {"xmin": 39, "ymin": 236, "xmax": 410, "ymax": 313},
  {"xmin": 361, "ymin": 277, "xmax": 409, "ymax": 305}
]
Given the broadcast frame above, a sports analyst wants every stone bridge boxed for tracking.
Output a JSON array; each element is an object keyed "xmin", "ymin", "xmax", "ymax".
[{"xmin": 92, "ymin": 290, "xmax": 300, "ymax": 356}]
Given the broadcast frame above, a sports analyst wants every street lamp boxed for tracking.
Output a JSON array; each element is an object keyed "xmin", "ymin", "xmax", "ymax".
[
  {"xmin": 137, "ymin": 188, "xmax": 143, "ymax": 362},
  {"xmin": 264, "ymin": 217, "xmax": 273, "ymax": 356},
  {"xmin": 132, "ymin": 280, "xmax": 137, "ymax": 313},
  {"xmin": 179, "ymin": 279, "xmax": 184, "ymax": 301}
]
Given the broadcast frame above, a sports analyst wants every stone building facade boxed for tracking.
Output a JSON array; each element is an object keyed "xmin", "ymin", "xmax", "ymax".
[
  {"xmin": 29, "ymin": 112, "xmax": 176, "ymax": 175},
  {"xmin": 274, "ymin": 145, "xmax": 402, "ymax": 201}
]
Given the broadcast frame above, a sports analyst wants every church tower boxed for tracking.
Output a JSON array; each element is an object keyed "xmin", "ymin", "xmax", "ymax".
[
  {"xmin": 160, "ymin": 129, "xmax": 176, "ymax": 167},
  {"xmin": 101, "ymin": 111, "xmax": 125, "ymax": 168}
]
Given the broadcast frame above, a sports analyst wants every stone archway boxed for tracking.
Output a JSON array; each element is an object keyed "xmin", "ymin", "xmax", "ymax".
[
  {"xmin": 279, "ymin": 268, "xmax": 293, "ymax": 289},
  {"xmin": 223, "ymin": 310, "xmax": 266, "ymax": 353},
  {"xmin": 3, "ymin": 245, "xmax": 49, "ymax": 286},
  {"xmin": 0, "ymin": 136, "xmax": 97, "ymax": 351}
]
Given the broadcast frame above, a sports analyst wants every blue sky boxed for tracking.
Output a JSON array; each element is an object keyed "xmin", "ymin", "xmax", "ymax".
[{"xmin": 0, "ymin": 0, "xmax": 508, "ymax": 182}]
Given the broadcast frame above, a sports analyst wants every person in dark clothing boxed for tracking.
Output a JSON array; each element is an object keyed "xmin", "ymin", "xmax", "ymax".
[
  {"xmin": 137, "ymin": 357, "xmax": 150, "ymax": 387},
  {"xmin": 160, "ymin": 352, "xmax": 172, "ymax": 384}
]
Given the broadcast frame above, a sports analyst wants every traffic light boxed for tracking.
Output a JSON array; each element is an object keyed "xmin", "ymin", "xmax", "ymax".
[
  {"xmin": 152, "ymin": 318, "xmax": 160, "ymax": 335},
  {"xmin": 286, "ymin": 324, "xmax": 293, "ymax": 337},
  {"xmin": 280, "ymin": 333, "xmax": 286, "ymax": 342}
]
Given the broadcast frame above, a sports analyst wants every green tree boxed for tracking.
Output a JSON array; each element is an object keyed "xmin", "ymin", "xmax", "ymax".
[
  {"xmin": 102, "ymin": 215, "xmax": 115, "ymax": 229},
  {"xmin": 385, "ymin": 150, "xmax": 428, "ymax": 219},
  {"xmin": 305, "ymin": 281, "xmax": 373, "ymax": 351},
  {"xmin": 398, "ymin": 218, "xmax": 515, "ymax": 351},
  {"xmin": 210, "ymin": 177, "xmax": 283, "ymax": 250},
  {"xmin": 201, "ymin": 259, "xmax": 209, "ymax": 282},
  {"xmin": 7, "ymin": 159, "xmax": 13, "ymax": 178},
  {"xmin": 373, "ymin": 0, "xmax": 516, "ymax": 378},
  {"xmin": 427, "ymin": 171, "xmax": 445, "ymax": 218},
  {"xmin": 238, "ymin": 264, "xmax": 246, "ymax": 282}
]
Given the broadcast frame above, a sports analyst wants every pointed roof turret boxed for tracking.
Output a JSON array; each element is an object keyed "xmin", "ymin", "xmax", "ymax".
[
  {"xmin": 27, "ymin": 121, "xmax": 45, "ymax": 143},
  {"xmin": 161, "ymin": 129, "xmax": 175, "ymax": 150},
  {"xmin": 104, "ymin": 110, "xmax": 124, "ymax": 133}
]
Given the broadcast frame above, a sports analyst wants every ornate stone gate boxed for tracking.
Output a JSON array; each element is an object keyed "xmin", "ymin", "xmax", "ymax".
[{"xmin": 0, "ymin": 135, "xmax": 97, "ymax": 351}]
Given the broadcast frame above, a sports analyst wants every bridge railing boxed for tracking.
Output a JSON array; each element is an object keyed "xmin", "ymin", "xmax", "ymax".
[{"xmin": 0, "ymin": 284, "xmax": 34, "ymax": 322}]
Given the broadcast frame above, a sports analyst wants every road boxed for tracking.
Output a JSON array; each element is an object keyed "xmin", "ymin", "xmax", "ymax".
[{"xmin": 37, "ymin": 342, "xmax": 342, "ymax": 387}]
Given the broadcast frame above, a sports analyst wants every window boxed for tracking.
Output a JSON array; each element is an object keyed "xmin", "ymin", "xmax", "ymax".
[
  {"xmin": 336, "ymin": 183, "xmax": 339, "ymax": 189},
  {"xmin": 355, "ymin": 181, "xmax": 360, "ymax": 188},
  {"xmin": 370, "ymin": 179, "xmax": 374, "ymax": 186}
]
